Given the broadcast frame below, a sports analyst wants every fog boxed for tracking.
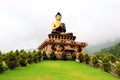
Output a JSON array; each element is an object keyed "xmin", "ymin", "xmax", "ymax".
[{"xmin": 0, "ymin": 0, "xmax": 120, "ymax": 52}]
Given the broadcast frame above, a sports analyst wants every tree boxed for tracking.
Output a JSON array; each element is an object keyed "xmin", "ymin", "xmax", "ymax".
[
  {"xmin": 118, "ymin": 58, "xmax": 120, "ymax": 62},
  {"xmin": 50, "ymin": 51, "xmax": 56, "ymax": 60},
  {"xmin": 32, "ymin": 51, "xmax": 39, "ymax": 63},
  {"xmin": 91, "ymin": 55, "xmax": 99, "ymax": 67},
  {"xmin": 72, "ymin": 52, "xmax": 76, "ymax": 61},
  {"xmin": 95, "ymin": 54, "xmax": 100, "ymax": 60},
  {"xmin": 108, "ymin": 53, "xmax": 116, "ymax": 63},
  {"xmin": 14, "ymin": 49, "xmax": 20, "ymax": 67},
  {"xmin": 27, "ymin": 51, "xmax": 33, "ymax": 64},
  {"xmin": 78, "ymin": 53, "xmax": 84, "ymax": 63},
  {"xmin": 18, "ymin": 50, "xmax": 27, "ymax": 66},
  {"xmin": 42, "ymin": 51, "xmax": 48, "ymax": 60},
  {"xmin": 37, "ymin": 51, "xmax": 42, "ymax": 61},
  {"xmin": 61, "ymin": 52, "xmax": 67, "ymax": 60},
  {"xmin": 115, "ymin": 62, "xmax": 120, "ymax": 77},
  {"xmin": 5, "ymin": 51, "xmax": 17, "ymax": 69},
  {"xmin": 97, "ymin": 43, "xmax": 120, "ymax": 57},
  {"xmin": 102, "ymin": 56, "xmax": 111, "ymax": 72},
  {"xmin": 15, "ymin": 49, "xmax": 19, "ymax": 56},
  {"xmin": 0, "ymin": 51, "xmax": 3, "ymax": 73},
  {"xmin": 84, "ymin": 54, "xmax": 90, "ymax": 64},
  {"xmin": 101, "ymin": 53, "xmax": 106, "ymax": 60}
]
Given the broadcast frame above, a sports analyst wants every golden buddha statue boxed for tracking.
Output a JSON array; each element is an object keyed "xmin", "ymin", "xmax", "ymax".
[
  {"xmin": 51, "ymin": 12, "xmax": 66, "ymax": 34},
  {"xmin": 51, "ymin": 12, "xmax": 73, "ymax": 36},
  {"xmin": 52, "ymin": 12, "xmax": 62, "ymax": 30}
]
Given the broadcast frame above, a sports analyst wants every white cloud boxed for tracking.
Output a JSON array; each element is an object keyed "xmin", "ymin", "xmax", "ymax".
[{"xmin": 0, "ymin": 0, "xmax": 120, "ymax": 51}]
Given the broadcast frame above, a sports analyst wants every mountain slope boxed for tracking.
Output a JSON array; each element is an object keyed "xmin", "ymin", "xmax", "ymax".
[
  {"xmin": 85, "ymin": 39, "xmax": 120, "ymax": 54},
  {"xmin": 97, "ymin": 42, "xmax": 120, "ymax": 57}
]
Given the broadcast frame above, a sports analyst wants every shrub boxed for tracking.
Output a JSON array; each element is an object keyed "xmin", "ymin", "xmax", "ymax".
[
  {"xmin": 84, "ymin": 54, "xmax": 90, "ymax": 64},
  {"xmin": 101, "ymin": 53, "xmax": 106, "ymax": 60},
  {"xmin": 15, "ymin": 49, "xmax": 20, "ymax": 56},
  {"xmin": 42, "ymin": 51, "xmax": 48, "ymax": 60},
  {"xmin": 14, "ymin": 50, "xmax": 20, "ymax": 67},
  {"xmin": 72, "ymin": 52, "xmax": 76, "ymax": 61},
  {"xmin": 5, "ymin": 51, "xmax": 17, "ymax": 69},
  {"xmin": 18, "ymin": 51, "xmax": 27, "ymax": 66},
  {"xmin": 91, "ymin": 55, "xmax": 99, "ymax": 67},
  {"xmin": 61, "ymin": 52, "xmax": 67, "ymax": 60},
  {"xmin": 102, "ymin": 56, "xmax": 111, "ymax": 72},
  {"xmin": 37, "ymin": 51, "xmax": 42, "ymax": 61},
  {"xmin": 27, "ymin": 51, "xmax": 33, "ymax": 64},
  {"xmin": 50, "ymin": 51, "xmax": 56, "ymax": 60},
  {"xmin": 78, "ymin": 53, "xmax": 84, "ymax": 63},
  {"xmin": 95, "ymin": 54, "xmax": 100, "ymax": 60},
  {"xmin": 2, "ymin": 54, "xmax": 6, "ymax": 61},
  {"xmin": 118, "ymin": 58, "xmax": 120, "ymax": 62},
  {"xmin": 0, "ymin": 52, "xmax": 3, "ymax": 73},
  {"xmin": 115, "ymin": 62, "xmax": 120, "ymax": 77},
  {"xmin": 32, "ymin": 51, "xmax": 39, "ymax": 63},
  {"xmin": 108, "ymin": 53, "xmax": 116, "ymax": 63}
]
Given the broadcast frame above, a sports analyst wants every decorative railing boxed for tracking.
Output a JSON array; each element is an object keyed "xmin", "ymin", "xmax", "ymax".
[{"xmin": 48, "ymin": 34, "xmax": 76, "ymax": 41}]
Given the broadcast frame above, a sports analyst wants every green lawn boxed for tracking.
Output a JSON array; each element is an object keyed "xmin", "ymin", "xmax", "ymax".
[{"xmin": 0, "ymin": 60, "xmax": 119, "ymax": 80}]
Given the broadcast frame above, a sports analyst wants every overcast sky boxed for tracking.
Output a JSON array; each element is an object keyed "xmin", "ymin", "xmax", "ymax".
[{"xmin": 0, "ymin": 0, "xmax": 120, "ymax": 52}]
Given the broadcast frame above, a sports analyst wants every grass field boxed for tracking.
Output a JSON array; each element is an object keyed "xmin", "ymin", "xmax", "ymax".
[{"xmin": 0, "ymin": 60, "xmax": 119, "ymax": 80}]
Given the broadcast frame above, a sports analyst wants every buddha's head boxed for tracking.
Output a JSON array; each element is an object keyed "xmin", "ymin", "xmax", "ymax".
[{"xmin": 55, "ymin": 12, "xmax": 62, "ymax": 21}]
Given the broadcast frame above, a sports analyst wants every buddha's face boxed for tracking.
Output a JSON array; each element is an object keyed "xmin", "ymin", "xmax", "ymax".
[{"xmin": 56, "ymin": 15, "xmax": 61, "ymax": 21}]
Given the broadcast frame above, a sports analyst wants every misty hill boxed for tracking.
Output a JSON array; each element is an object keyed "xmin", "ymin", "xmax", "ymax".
[
  {"xmin": 96, "ymin": 42, "xmax": 120, "ymax": 57},
  {"xmin": 85, "ymin": 38, "xmax": 120, "ymax": 54}
]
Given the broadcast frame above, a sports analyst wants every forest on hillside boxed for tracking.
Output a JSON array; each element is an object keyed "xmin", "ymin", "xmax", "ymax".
[
  {"xmin": 85, "ymin": 39, "xmax": 120, "ymax": 54},
  {"xmin": 96, "ymin": 42, "xmax": 120, "ymax": 57}
]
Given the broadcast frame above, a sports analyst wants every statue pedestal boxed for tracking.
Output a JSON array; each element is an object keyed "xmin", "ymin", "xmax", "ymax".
[{"xmin": 38, "ymin": 34, "xmax": 87, "ymax": 59}]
